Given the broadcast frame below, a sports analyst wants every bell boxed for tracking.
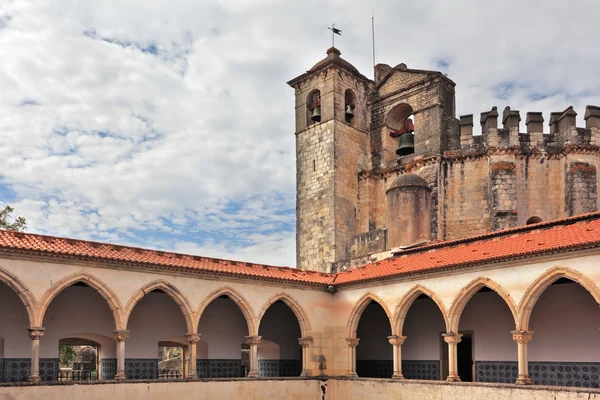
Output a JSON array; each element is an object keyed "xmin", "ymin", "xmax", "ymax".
[
  {"xmin": 311, "ymin": 106, "xmax": 321, "ymax": 122},
  {"xmin": 396, "ymin": 132, "xmax": 415, "ymax": 156},
  {"xmin": 345, "ymin": 104, "xmax": 354, "ymax": 120}
]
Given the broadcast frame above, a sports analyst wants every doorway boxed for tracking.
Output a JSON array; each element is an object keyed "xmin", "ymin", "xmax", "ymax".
[{"xmin": 440, "ymin": 331, "xmax": 474, "ymax": 382}]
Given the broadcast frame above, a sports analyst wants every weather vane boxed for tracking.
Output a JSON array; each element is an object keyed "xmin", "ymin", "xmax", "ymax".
[{"xmin": 327, "ymin": 23, "xmax": 341, "ymax": 47}]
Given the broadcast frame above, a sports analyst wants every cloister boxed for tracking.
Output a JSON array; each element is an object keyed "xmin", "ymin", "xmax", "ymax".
[{"xmin": 1, "ymin": 213, "xmax": 600, "ymax": 389}]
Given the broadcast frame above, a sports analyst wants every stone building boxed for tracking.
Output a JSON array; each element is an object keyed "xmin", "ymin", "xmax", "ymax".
[
  {"xmin": 1, "ymin": 48, "xmax": 600, "ymax": 399},
  {"xmin": 288, "ymin": 47, "xmax": 600, "ymax": 274}
]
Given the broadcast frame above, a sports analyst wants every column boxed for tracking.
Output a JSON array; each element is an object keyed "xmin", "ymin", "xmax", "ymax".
[
  {"xmin": 511, "ymin": 330, "xmax": 534, "ymax": 385},
  {"xmin": 346, "ymin": 338, "xmax": 360, "ymax": 377},
  {"xmin": 245, "ymin": 335, "xmax": 261, "ymax": 378},
  {"xmin": 185, "ymin": 333, "xmax": 201, "ymax": 380},
  {"xmin": 388, "ymin": 335, "xmax": 407, "ymax": 379},
  {"xmin": 113, "ymin": 330, "xmax": 130, "ymax": 380},
  {"xmin": 27, "ymin": 327, "xmax": 45, "ymax": 383},
  {"xmin": 298, "ymin": 336, "xmax": 313, "ymax": 377},
  {"xmin": 442, "ymin": 333, "xmax": 462, "ymax": 382}
]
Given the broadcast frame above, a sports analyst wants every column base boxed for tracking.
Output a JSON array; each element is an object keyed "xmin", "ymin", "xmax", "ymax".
[
  {"xmin": 247, "ymin": 371, "xmax": 260, "ymax": 378},
  {"xmin": 300, "ymin": 370, "xmax": 312, "ymax": 377},
  {"xmin": 347, "ymin": 373, "xmax": 358, "ymax": 378},
  {"xmin": 392, "ymin": 373, "xmax": 404, "ymax": 379},
  {"xmin": 114, "ymin": 372, "xmax": 127, "ymax": 380},
  {"xmin": 446, "ymin": 375, "xmax": 461, "ymax": 382},
  {"xmin": 185, "ymin": 373, "xmax": 198, "ymax": 380},
  {"xmin": 27, "ymin": 374, "xmax": 40, "ymax": 384},
  {"xmin": 515, "ymin": 376, "xmax": 533, "ymax": 385}
]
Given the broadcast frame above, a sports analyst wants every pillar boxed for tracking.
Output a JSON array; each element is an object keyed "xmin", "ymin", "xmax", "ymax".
[
  {"xmin": 185, "ymin": 333, "xmax": 201, "ymax": 380},
  {"xmin": 443, "ymin": 333, "xmax": 462, "ymax": 382},
  {"xmin": 298, "ymin": 336, "xmax": 313, "ymax": 377},
  {"xmin": 346, "ymin": 338, "xmax": 359, "ymax": 377},
  {"xmin": 113, "ymin": 330, "xmax": 130, "ymax": 380},
  {"xmin": 245, "ymin": 335, "xmax": 261, "ymax": 378},
  {"xmin": 28, "ymin": 327, "xmax": 45, "ymax": 383},
  {"xmin": 388, "ymin": 335, "xmax": 407, "ymax": 379},
  {"xmin": 512, "ymin": 330, "xmax": 534, "ymax": 385}
]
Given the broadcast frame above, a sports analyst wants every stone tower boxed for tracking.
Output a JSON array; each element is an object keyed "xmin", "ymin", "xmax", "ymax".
[
  {"xmin": 287, "ymin": 48, "xmax": 371, "ymax": 273},
  {"xmin": 290, "ymin": 48, "xmax": 600, "ymax": 273}
]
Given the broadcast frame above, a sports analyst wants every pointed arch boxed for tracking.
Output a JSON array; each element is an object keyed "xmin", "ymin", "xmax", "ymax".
[
  {"xmin": 393, "ymin": 285, "xmax": 449, "ymax": 336},
  {"xmin": 256, "ymin": 293, "xmax": 312, "ymax": 338},
  {"xmin": 37, "ymin": 273, "xmax": 123, "ymax": 329},
  {"xmin": 518, "ymin": 267, "xmax": 600, "ymax": 330},
  {"xmin": 196, "ymin": 286, "xmax": 256, "ymax": 336},
  {"xmin": 448, "ymin": 277, "xmax": 518, "ymax": 333},
  {"xmin": 0, "ymin": 266, "xmax": 38, "ymax": 327},
  {"xmin": 123, "ymin": 280, "xmax": 194, "ymax": 333},
  {"xmin": 347, "ymin": 293, "xmax": 393, "ymax": 339}
]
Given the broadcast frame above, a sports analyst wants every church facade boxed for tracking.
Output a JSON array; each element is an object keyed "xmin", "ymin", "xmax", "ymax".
[{"xmin": 0, "ymin": 49, "xmax": 600, "ymax": 397}]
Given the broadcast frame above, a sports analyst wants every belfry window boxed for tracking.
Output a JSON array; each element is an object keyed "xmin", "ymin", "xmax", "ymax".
[
  {"xmin": 344, "ymin": 89, "xmax": 356, "ymax": 124},
  {"xmin": 386, "ymin": 103, "xmax": 415, "ymax": 156},
  {"xmin": 307, "ymin": 90, "xmax": 321, "ymax": 125}
]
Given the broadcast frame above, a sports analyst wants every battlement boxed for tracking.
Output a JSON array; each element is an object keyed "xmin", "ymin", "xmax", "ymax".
[{"xmin": 457, "ymin": 105, "xmax": 600, "ymax": 155}]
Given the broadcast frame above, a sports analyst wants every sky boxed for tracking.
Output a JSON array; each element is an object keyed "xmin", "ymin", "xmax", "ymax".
[{"xmin": 0, "ymin": 0, "xmax": 599, "ymax": 268}]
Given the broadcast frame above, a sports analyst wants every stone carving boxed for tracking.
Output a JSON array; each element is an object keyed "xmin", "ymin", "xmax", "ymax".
[
  {"xmin": 245, "ymin": 335, "xmax": 262, "ymax": 346},
  {"xmin": 387, "ymin": 335, "xmax": 406, "ymax": 346},
  {"xmin": 27, "ymin": 328, "xmax": 45, "ymax": 340},
  {"xmin": 185, "ymin": 333, "xmax": 201, "ymax": 344},
  {"xmin": 511, "ymin": 330, "xmax": 534, "ymax": 344},
  {"xmin": 442, "ymin": 333, "xmax": 463, "ymax": 345},
  {"xmin": 346, "ymin": 338, "xmax": 360, "ymax": 347},
  {"xmin": 113, "ymin": 330, "xmax": 130, "ymax": 341},
  {"xmin": 298, "ymin": 337, "xmax": 313, "ymax": 348}
]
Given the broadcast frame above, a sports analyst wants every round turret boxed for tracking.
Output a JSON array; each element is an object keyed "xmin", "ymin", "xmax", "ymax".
[{"xmin": 386, "ymin": 174, "xmax": 431, "ymax": 248}]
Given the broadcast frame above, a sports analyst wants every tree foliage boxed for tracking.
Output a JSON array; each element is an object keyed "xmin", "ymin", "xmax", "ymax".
[
  {"xmin": 0, "ymin": 205, "xmax": 26, "ymax": 232},
  {"xmin": 59, "ymin": 345, "xmax": 77, "ymax": 368}
]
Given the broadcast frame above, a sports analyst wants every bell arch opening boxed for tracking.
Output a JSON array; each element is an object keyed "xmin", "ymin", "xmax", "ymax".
[
  {"xmin": 526, "ymin": 216, "xmax": 543, "ymax": 225},
  {"xmin": 386, "ymin": 103, "xmax": 415, "ymax": 157},
  {"xmin": 344, "ymin": 89, "xmax": 356, "ymax": 124},
  {"xmin": 307, "ymin": 89, "xmax": 321, "ymax": 125}
]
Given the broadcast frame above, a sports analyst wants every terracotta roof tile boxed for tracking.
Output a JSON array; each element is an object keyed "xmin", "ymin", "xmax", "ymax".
[{"xmin": 2, "ymin": 212, "xmax": 600, "ymax": 287}]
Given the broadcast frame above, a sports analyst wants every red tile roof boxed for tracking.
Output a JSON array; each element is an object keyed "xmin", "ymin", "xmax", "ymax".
[
  {"xmin": 0, "ymin": 231, "xmax": 333, "ymax": 286},
  {"xmin": 1, "ymin": 212, "xmax": 600, "ymax": 287},
  {"xmin": 334, "ymin": 212, "xmax": 600, "ymax": 286}
]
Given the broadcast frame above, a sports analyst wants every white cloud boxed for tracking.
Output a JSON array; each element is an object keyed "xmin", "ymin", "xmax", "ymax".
[{"xmin": 0, "ymin": 0, "xmax": 599, "ymax": 268}]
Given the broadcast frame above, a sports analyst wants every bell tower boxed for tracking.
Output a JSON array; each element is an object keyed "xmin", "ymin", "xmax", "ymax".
[{"xmin": 288, "ymin": 48, "xmax": 372, "ymax": 272}]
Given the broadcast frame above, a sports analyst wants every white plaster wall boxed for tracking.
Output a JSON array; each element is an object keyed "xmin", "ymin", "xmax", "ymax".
[
  {"xmin": 356, "ymin": 302, "xmax": 392, "ymax": 360},
  {"xmin": 257, "ymin": 340, "xmax": 280, "ymax": 360},
  {"xmin": 459, "ymin": 290, "xmax": 516, "ymax": 361},
  {"xmin": 403, "ymin": 297, "xmax": 446, "ymax": 360},
  {"xmin": 0, "ymin": 282, "xmax": 36, "ymax": 358},
  {"xmin": 198, "ymin": 297, "xmax": 248, "ymax": 359},
  {"xmin": 127, "ymin": 292, "xmax": 188, "ymax": 358},
  {"xmin": 258, "ymin": 301, "xmax": 302, "ymax": 360},
  {"xmin": 529, "ymin": 282, "xmax": 600, "ymax": 362},
  {"xmin": 41, "ymin": 285, "xmax": 116, "ymax": 358}
]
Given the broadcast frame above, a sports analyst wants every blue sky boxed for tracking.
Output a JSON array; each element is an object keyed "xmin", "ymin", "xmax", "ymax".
[{"xmin": 0, "ymin": 0, "xmax": 599, "ymax": 267}]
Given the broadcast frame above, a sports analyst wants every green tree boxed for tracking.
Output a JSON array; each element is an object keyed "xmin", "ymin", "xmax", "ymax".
[
  {"xmin": 59, "ymin": 345, "xmax": 77, "ymax": 368},
  {"xmin": 0, "ymin": 205, "xmax": 26, "ymax": 232}
]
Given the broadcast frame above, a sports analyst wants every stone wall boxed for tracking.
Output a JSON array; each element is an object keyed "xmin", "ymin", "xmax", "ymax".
[{"xmin": 1, "ymin": 378, "xmax": 600, "ymax": 399}]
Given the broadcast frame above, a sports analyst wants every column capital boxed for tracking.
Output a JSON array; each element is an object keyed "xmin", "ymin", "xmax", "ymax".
[
  {"xmin": 185, "ymin": 333, "xmax": 202, "ymax": 344},
  {"xmin": 245, "ymin": 335, "xmax": 262, "ymax": 346},
  {"xmin": 442, "ymin": 333, "xmax": 463, "ymax": 345},
  {"xmin": 298, "ymin": 336, "xmax": 313, "ymax": 348},
  {"xmin": 113, "ymin": 330, "xmax": 130, "ymax": 341},
  {"xmin": 511, "ymin": 330, "xmax": 534, "ymax": 344},
  {"xmin": 28, "ymin": 327, "xmax": 45, "ymax": 340},
  {"xmin": 346, "ymin": 337, "xmax": 360, "ymax": 348},
  {"xmin": 388, "ymin": 335, "xmax": 406, "ymax": 347}
]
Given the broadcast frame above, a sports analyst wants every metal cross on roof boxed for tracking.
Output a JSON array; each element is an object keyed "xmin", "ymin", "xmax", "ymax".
[{"xmin": 327, "ymin": 23, "xmax": 341, "ymax": 47}]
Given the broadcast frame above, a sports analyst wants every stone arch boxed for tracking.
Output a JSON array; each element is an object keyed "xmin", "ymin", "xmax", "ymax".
[
  {"xmin": 37, "ymin": 273, "xmax": 123, "ymax": 329},
  {"xmin": 347, "ymin": 293, "xmax": 393, "ymax": 339},
  {"xmin": 0, "ymin": 266, "xmax": 38, "ymax": 327},
  {"xmin": 385, "ymin": 103, "xmax": 414, "ymax": 131},
  {"xmin": 196, "ymin": 287, "xmax": 256, "ymax": 336},
  {"xmin": 393, "ymin": 285, "xmax": 449, "ymax": 335},
  {"xmin": 448, "ymin": 277, "xmax": 518, "ymax": 333},
  {"xmin": 123, "ymin": 280, "xmax": 195, "ymax": 333},
  {"xmin": 518, "ymin": 267, "xmax": 600, "ymax": 330},
  {"xmin": 256, "ymin": 293, "xmax": 312, "ymax": 338}
]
